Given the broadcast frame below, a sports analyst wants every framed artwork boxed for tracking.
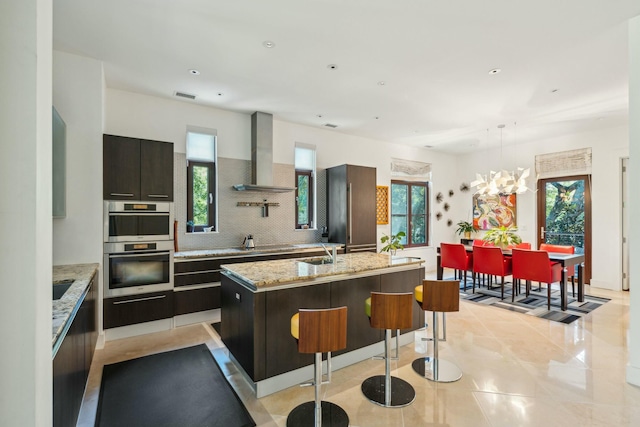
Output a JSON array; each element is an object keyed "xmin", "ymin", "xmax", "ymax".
[{"xmin": 473, "ymin": 193, "xmax": 517, "ymax": 230}]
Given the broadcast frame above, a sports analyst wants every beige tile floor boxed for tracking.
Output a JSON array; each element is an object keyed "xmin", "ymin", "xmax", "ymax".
[{"xmin": 78, "ymin": 273, "xmax": 640, "ymax": 426}]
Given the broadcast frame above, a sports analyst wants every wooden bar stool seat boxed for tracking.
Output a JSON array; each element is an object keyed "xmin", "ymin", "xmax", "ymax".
[
  {"xmin": 287, "ymin": 307, "xmax": 349, "ymax": 427},
  {"xmin": 361, "ymin": 292, "xmax": 415, "ymax": 408},
  {"xmin": 412, "ymin": 280, "xmax": 462, "ymax": 382}
]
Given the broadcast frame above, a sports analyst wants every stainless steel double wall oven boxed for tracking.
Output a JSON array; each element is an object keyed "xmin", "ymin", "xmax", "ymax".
[{"xmin": 103, "ymin": 201, "xmax": 174, "ymax": 297}]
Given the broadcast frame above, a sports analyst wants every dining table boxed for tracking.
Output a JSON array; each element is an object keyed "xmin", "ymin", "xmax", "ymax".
[{"xmin": 436, "ymin": 245, "xmax": 585, "ymax": 311}]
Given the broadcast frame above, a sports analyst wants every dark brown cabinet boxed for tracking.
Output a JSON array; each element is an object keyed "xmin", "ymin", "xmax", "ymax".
[
  {"xmin": 103, "ymin": 291, "xmax": 173, "ymax": 329},
  {"xmin": 103, "ymin": 134, "xmax": 174, "ymax": 201},
  {"xmin": 53, "ymin": 274, "xmax": 98, "ymax": 427},
  {"xmin": 326, "ymin": 164, "xmax": 377, "ymax": 252},
  {"xmin": 174, "ymin": 287, "xmax": 221, "ymax": 316}
]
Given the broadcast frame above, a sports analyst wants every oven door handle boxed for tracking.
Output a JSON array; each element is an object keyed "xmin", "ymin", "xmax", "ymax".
[
  {"xmin": 113, "ymin": 295, "xmax": 167, "ymax": 304},
  {"xmin": 108, "ymin": 251, "xmax": 170, "ymax": 258}
]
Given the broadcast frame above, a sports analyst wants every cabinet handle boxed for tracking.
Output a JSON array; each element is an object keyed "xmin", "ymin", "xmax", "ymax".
[
  {"xmin": 113, "ymin": 295, "xmax": 167, "ymax": 304},
  {"xmin": 348, "ymin": 182, "xmax": 353, "ymax": 244},
  {"xmin": 110, "ymin": 193, "xmax": 134, "ymax": 197},
  {"xmin": 148, "ymin": 194, "xmax": 169, "ymax": 198}
]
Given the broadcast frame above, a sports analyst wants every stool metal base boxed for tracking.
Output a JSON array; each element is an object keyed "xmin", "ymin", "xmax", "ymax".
[
  {"xmin": 286, "ymin": 401, "xmax": 349, "ymax": 427},
  {"xmin": 361, "ymin": 375, "xmax": 416, "ymax": 408},
  {"xmin": 412, "ymin": 357, "xmax": 462, "ymax": 383}
]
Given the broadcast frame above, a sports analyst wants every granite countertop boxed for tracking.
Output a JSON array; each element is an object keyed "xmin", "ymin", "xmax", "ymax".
[
  {"xmin": 175, "ymin": 243, "xmax": 344, "ymax": 260},
  {"xmin": 52, "ymin": 263, "xmax": 99, "ymax": 355},
  {"xmin": 221, "ymin": 252, "xmax": 424, "ymax": 290}
]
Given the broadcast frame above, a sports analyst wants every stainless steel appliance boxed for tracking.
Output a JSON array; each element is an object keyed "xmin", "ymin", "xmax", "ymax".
[
  {"xmin": 103, "ymin": 240, "xmax": 174, "ymax": 298},
  {"xmin": 104, "ymin": 201, "xmax": 174, "ymax": 243},
  {"xmin": 243, "ymin": 234, "xmax": 255, "ymax": 249}
]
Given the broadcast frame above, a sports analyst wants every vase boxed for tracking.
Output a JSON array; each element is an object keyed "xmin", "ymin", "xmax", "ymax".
[{"xmin": 464, "ymin": 231, "xmax": 471, "ymax": 239}]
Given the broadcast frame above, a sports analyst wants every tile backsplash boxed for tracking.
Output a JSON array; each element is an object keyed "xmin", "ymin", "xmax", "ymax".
[{"xmin": 174, "ymin": 153, "xmax": 326, "ymax": 250}]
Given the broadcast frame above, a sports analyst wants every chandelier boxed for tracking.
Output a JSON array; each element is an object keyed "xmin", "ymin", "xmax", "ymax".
[{"xmin": 470, "ymin": 124, "xmax": 532, "ymax": 195}]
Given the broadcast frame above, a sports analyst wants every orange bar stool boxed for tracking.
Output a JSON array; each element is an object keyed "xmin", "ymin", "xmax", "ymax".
[
  {"xmin": 362, "ymin": 292, "xmax": 415, "ymax": 408},
  {"xmin": 441, "ymin": 242, "xmax": 473, "ymax": 291},
  {"xmin": 288, "ymin": 307, "xmax": 349, "ymax": 427},
  {"xmin": 412, "ymin": 280, "xmax": 462, "ymax": 382}
]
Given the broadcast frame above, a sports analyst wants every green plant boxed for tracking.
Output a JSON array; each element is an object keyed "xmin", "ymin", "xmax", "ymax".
[
  {"xmin": 380, "ymin": 231, "xmax": 406, "ymax": 253},
  {"xmin": 482, "ymin": 226, "xmax": 522, "ymax": 248},
  {"xmin": 186, "ymin": 220, "xmax": 195, "ymax": 232},
  {"xmin": 455, "ymin": 220, "xmax": 479, "ymax": 236}
]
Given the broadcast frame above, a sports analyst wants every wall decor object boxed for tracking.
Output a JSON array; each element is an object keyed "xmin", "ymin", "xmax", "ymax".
[
  {"xmin": 444, "ymin": 202, "xmax": 450, "ymax": 212},
  {"xmin": 448, "ymin": 190, "xmax": 454, "ymax": 197},
  {"xmin": 447, "ymin": 219, "xmax": 453, "ymax": 227},
  {"xmin": 460, "ymin": 182, "xmax": 470, "ymax": 192},
  {"xmin": 473, "ymin": 193, "xmax": 517, "ymax": 230},
  {"xmin": 436, "ymin": 192, "xmax": 443, "ymax": 203},
  {"xmin": 436, "ymin": 212, "xmax": 443, "ymax": 221},
  {"xmin": 376, "ymin": 185, "xmax": 389, "ymax": 224}
]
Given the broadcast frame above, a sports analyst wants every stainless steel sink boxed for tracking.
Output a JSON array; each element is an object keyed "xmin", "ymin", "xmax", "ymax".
[
  {"xmin": 299, "ymin": 258, "xmax": 333, "ymax": 266},
  {"xmin": 53, "ymin": 280, "xmax": 74, "ymax": 300}
]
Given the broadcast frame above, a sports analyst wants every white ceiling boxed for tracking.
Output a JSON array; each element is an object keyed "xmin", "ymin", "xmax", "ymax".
[{"xmin": 53, "ymin": 0, "xmax": 640, "ymax": 153}]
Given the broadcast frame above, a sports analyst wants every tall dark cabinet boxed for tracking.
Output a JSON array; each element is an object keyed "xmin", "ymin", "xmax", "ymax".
[
  {"xmin": 103, "ymin": 135, "xmax": 174, "ymax": 201},
  {"xmin": 326, "ymin": 164, "xmax": 377, "ymax": 252}
]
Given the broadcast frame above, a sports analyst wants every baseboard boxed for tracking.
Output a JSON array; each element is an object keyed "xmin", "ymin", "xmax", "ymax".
[
  {"xmin": 104, "ymin": 318, "xmax": 173, "ymax": 341},
  {"xmin": 174, "ymin": 309, "xmax": 220, "ymax": 327}
]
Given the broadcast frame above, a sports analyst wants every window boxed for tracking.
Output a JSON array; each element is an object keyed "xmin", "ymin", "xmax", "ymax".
[
  {"xmin": 294, "ymin": 143, "xmax": 316, "ymax": 229},
  {"xmin": 391, "ymin": 180, "xmax": 428, "ymax": 247},
  {"xmin": 186, "ymin": 129, "xmax": 216, "ymax": 232}
]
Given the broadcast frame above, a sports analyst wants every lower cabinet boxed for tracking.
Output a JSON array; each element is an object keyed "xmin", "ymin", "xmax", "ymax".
[
  {"xmin": 53, "ymin": 274, "xmax": 98, "ymax": 427},
  {"xmin": 103, "ymin": 291, "xmax": 173, "ymax": 329},
  {"xmin": 173, "ymin": 286, "xmax": 220, "ymax": 316}
]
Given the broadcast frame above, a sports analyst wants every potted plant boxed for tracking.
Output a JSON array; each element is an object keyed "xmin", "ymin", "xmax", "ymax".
[
  {"xmin": 186, "ymin": 220, "xmax": 195, "ymax": 233},
  {"xmin": 482, "ymin": 226, "xmax": 522, "ymax": 248},
  {"xmin": 455, "ymin": 220, "xmax": 479, "ymax": 239},
  {"xmin": 380, "ymin": 231, "xmax": 406, "ymax": 256}
]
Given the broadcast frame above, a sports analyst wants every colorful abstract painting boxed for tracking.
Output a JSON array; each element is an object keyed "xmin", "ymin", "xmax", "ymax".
[{"xmin": 473, "ymin": 193, "xmax": 517, "ymax": 230}]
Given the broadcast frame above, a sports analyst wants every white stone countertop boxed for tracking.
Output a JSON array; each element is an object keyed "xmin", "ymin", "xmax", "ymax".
[
  {"xmin": 221, "ymin": 252, "xmax": 424, "ymax": 290},
  {"xmin": 52, "ymin": 263, "xmax": 99, "ymax": 356},
  {"xmin": 175, "ymin": 243, "xmax": 344, "ymax": 260}
]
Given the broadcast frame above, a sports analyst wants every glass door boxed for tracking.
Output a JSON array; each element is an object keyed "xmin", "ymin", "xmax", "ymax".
[{"xmin": 537, "ymin": 175, "xmax": 591, "ymax": 283}]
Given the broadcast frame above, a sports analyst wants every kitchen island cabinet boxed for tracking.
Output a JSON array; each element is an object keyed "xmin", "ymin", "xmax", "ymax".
[{"xmin": 220, "ymin": 252, "xmax": 424, "ymax": 397}]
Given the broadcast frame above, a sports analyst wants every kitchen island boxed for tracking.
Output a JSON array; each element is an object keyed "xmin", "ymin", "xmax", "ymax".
[{"xmin": 220, "ymin": 252, "xmax": 425, "ymax": 397}]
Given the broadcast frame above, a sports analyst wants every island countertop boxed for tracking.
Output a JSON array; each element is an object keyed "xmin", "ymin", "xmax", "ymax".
[
  {"xmin": 52, "ymin": 263, "xmax": 99, "ymax": 356},
  {"xmin": 221, "ymin": 252, "xmax": 424, "ymax": 290}
]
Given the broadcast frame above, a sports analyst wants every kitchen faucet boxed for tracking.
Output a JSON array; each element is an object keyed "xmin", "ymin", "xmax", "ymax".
[{"xmin": 321, "ymin": 243, "xmax": 337, "ymax": 264}]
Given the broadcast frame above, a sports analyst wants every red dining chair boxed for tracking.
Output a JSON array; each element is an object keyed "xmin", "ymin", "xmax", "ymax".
[
  {"xmin": 511, "ymin": 249, "xmax": 562, "ymax": 310},
  {"xmin": 472, "ymin": 246, "xmax": 512, "ymax": 299},
  {"xmin": 441, "ymin": 243, "xmax": 472, "ymax": 291},
  {"xmin": 473, "ymin": 239, "xmax": 494, "ymax": 247},
  {"xmin": 539, "ymin": 244, "xmax": 577, "ymax": 296},
  {"xmin": 508, "ymin": 242, "xmax": 531, "ymax": 249}
]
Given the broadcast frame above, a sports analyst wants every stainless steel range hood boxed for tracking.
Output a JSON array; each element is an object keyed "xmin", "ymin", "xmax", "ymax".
[{"xmin": 233, "ymin": 112, "xmax": 296, "ymax": 193}]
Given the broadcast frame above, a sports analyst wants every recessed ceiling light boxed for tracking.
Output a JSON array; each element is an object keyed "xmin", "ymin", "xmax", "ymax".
[
  {"xmin": 189, "ymin": 69, "xmax": 200, "ymax": 75},
  {"xmin": 262, "ymin": 41, "xmax": 275, "ymax": 48},
  {"xmin": 316, "ymin": 114, "xmax": 323, "ymax": 118},
  {"xmin": 424, "ymin": 145, "xmax": 433, "ymax": 148},
  {"xmin": 377, "ymin": 81, "xmax": 386, "ymax": 86},
  {"xmin": 551, "ymin": 88, "xmax": 559, "ymax": 93},
  {"xmin": 488, "ymin": 68, "xmax": 501, "ymax": 75},
  {"xmin": 216, "ymin": 93, "xmax": 223, "ymax": 96},
  {"xmin": 327, "ymin": 64, "xmax": 338, "ymax": 70},
  {"xmin": 374, "ymin": 116, "xmax": 380, "ymax": 120}
]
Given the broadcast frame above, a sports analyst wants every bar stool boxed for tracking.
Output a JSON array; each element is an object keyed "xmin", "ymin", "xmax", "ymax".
[
  {"xmin": 412, "ymin": 280, "xmax": 462, "ymax": 382},
  {"xmin": 361, "ymin": 292, "xmax": 415, "ymax": 408},
  {"xmin": 288, "ymin": 307, "xmax": 349, "ymax": 427}
]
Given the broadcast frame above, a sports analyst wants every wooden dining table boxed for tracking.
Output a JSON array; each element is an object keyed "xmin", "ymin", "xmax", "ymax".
[{"xmin": 436, "ymin": 245, "xmax": 585, "ymax": 311}]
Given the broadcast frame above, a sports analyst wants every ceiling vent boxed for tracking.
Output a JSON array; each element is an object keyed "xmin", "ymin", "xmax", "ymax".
[
  {"xmin": 174, "ymin": 91, "xmax": 196, "ymax": 100},
  {"xmin": 323, "ymin": 123, "xmax": 338, "ymax": 128}
]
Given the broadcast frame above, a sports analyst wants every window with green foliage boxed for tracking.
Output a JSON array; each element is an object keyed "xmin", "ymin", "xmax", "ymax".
[
  {"xmin": 391, "ymin": 180, "xmax": 428, "ymax": 247},
  {"xmin": 295, "ymin": 170, "xmax": 312, "ymax": 228},
  {"xmin": 186, "ymin": 129, "xmax": 216, "ymax": 232},
  {"xmin": 294, "ymin": 143, "xmax": 316, "ymax": 229}
]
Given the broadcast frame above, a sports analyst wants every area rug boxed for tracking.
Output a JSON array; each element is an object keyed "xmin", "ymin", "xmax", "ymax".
[
  {"xmin": 450, "ymin": 277, "xmax": 609, "ymax": 324},
  {"xmin": 95, "ymin": 344, "xmax": 256, "ymax": 427}
]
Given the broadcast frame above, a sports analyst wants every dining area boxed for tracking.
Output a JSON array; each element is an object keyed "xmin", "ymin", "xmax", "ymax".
[{"xmin": 436, "ymin": 240, "xmax": 586, "ymax": 313}]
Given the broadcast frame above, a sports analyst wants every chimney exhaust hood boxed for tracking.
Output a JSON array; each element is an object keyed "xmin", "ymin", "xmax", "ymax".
[{"xmin": 233, "ymin": 112, "xmax": 296, "ymax": 193}]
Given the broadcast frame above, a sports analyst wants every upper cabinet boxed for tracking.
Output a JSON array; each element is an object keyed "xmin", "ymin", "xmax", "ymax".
[{"xmin": 103, "ymin": 135, "xmax": 174, "ymax": 201}]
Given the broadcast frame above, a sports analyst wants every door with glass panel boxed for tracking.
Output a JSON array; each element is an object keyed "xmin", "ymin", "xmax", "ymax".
[{"xmin": 536, "ymin": 175, "xmax": 591, "ymax": 283}]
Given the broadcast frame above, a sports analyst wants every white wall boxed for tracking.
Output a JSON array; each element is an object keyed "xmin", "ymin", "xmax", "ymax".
[
  {"xmin": 104, "ymin": 89, "xmax": 462, "ymax": 271},
  {"xmin": 0, "ymin": 1, "xmax": 52, "ymax": 425},
  {"xmin": 52, "ymin": 51, "xmax": 105, "ymax": 267},
  {"xmin": 626, "ymin": 14, "xmax": 640, "ymax": 388},
  {"xmin": 458, "ymin": 124, "xmax": 629, "ymax": 291}
]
